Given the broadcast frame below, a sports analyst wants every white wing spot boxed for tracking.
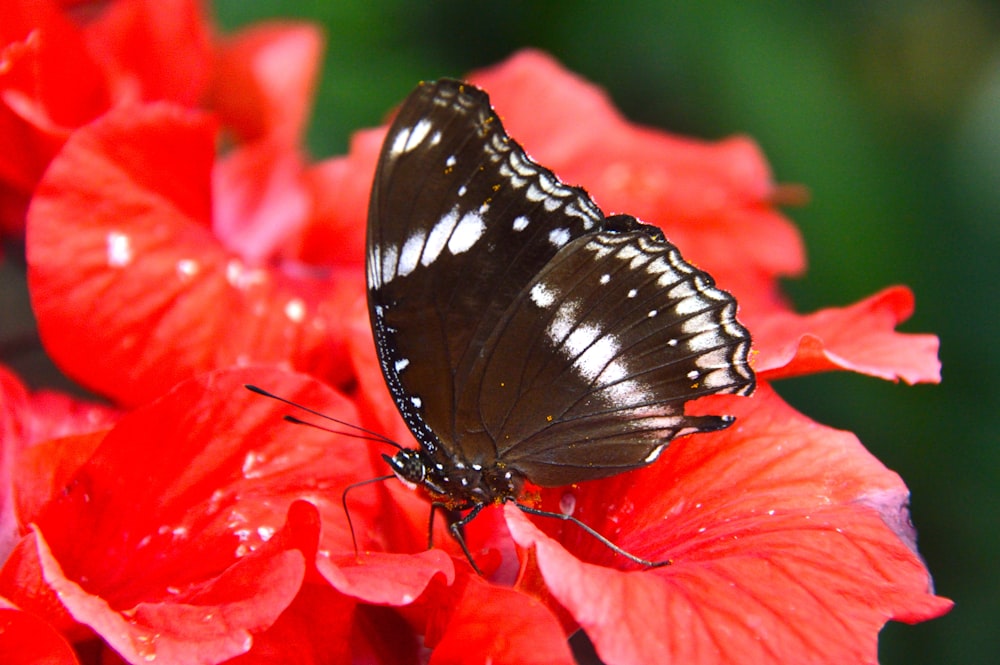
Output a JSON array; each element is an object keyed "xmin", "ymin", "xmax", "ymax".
[
  {"xmin": 512, "ymin": 215, "xmax": 529, "ymax": 232},
  {"xmin": 530, "ymin": 282, "xmax": 556, "ymax": 308},
  {"xmin": 391, "ymin": 119, "xmax": 433, "ymax": 155},
  {"xmin": 644, "ymin": 445, "xmax": 665, "ymax": 464},
  {"xmin": 446, "ymin": 155, "xmax": 457, "ymax": 167},
  {"xmin": 380, "ymin": 243, "xmax": 399, "ymax": 285},
  {"xmin": 599, "ymin": 273, "xmax": 611, "ymax": 285},
  {"xmin": 627, "ymin": 288, "xmax": 638, "ymax": 298},
  {"xmin": 397, "ymin": 230, "xmax": 425, "ymax": 277},
  {"xmin": 617, "ymin": 245, "xmax": 641, "ymax": 261},
  {"xmin": 548, "ymin": 228, "xmax": 570, "ymax": 247},
  {"xmin": 411, "ymin": 396, "xmax": 423, "ymax": 409},
  {"xmin": 565, "ymin": 323, "xmax": 599, "ymax": 357},
  {"xmin": 448, "ymin": 211, "xmax": 486, "ymax": 254},
  {"xmin": 547, "ymin": 300, "xmax": 580, "ymax": 342},
  {"xmin": 573, "ymin": 335, "xmax": 619, "ymax": 381},
  {"xmin": 423, "ymin": 208, "xmax": 460, "ymax": 266},
  {"xmin": 394, "ymin": 358, "xmax": 410, "ymax": 373}
]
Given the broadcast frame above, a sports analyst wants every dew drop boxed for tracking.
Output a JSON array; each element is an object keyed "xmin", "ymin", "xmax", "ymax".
[
  {"xmin": 242, "ymin": 451, "xmax": 266, "ymax": 478},
  {"xmin": 106, "ymin": 231, "xmax": 133, "ymax": 267},
  {"xmin": 559, "ymin": 491, "xmax": 577, "ymax": 516},
  {"xmin": 284, "ymin": 298, "xmax": 305, "ymax": 323},
  {"xmin": 176, "ymin": 258, "xmax": 199, "ymax": 281}
]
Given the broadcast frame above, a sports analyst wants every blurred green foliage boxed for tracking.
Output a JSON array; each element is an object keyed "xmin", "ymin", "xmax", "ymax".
[{"xmin": 155, "ymin": 1, "xmax": 1000, "ymax": 662}]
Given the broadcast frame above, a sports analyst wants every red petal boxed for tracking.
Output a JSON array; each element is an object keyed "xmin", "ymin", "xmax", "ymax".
[
  {"xmin": 751, "ymin": 286, "xmax": 941, "ymax": 383},
  {"xmin": 35, "ymin": 369, "xmax": 371, "ymax": 599},
  {"xmin": 13, "ymin": 434, "xmax": 102, "ymax": 539},
  {"xmin": 82, "ymin": 0, "xmax": 212, "ymax": 106},
  {"xmin": 0, "ymin": 3, "xmax": 108, "ymax": 232},
  {"xmin": 0, "ymin": 369, "xmax": 383, "ymax": 660},
  {"xmin": 318, "ymin": 549, "xmax": 454, "ymax": 606},
  {"xmin": 0, "ymin": 1, "xmax": 109, "ymax": 128},
  {"xmin": 0, "ymin": 365, "xmax": 117, "ymax": 559},
  {"xmin": 2, "ymin": 520, "xmax": 306, "ymax": 664},
  {"xmin": 0, "ymin": 364, "xmax": 120, "ymax": 445},
  {"xmin": 27, "ymin": 104, "xmax": 360, "ymax": 405},
  {"xmin": 231, "ymin": 582, "xmax": 356, "ymax": 665},
  {"xmin": 468, "ymin": 50, "xmax": 806, "ymax": 287},
  {"xmin": 209, "ymin": 22, "xmax": 323, "ymax": 145},
  {"xmin": 0, "ymin": 600, "xmax": 79, "ymax": 665},
  {"xmin": 212, "ymin": 140, "xmax": 311, "ymax": 265},
  {"xmin": 291, "ymin": 126, "xmax": 385, "ymax": 267},
  {"xmin": 507, "ymin": 384, "xmax": 951, "ymax": 665},
  {"xmin": 428, "ymin": 575, "xmax": 574, "ymax": 665}
]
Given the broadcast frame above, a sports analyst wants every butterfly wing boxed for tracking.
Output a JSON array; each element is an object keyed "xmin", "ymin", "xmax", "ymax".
[
  {"xmin": 367, "ymin": 80, "xmax": 605, "ymax": 461},
  {"xmin": 463, "ymin": 216, "xmax": 755, "ymax": 485},
  {"xmin": 368, "ymin": 79, "xmax": 755, "ymax": 483}
]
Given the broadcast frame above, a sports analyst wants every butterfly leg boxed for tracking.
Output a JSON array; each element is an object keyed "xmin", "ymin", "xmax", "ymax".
[
  {"xmin": 514, "ymin": 502, "xmax": 671, "ymax": 569},
  {"xmin": 444, "ymin": 502, "xmax": 487, "ymax": 575},
  {"xmin": 427, "ymin": 501, "xmax": 457, "ymax": 549}
]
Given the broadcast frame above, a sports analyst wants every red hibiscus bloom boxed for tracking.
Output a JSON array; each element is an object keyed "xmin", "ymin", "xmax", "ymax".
[
  {"xmin": 26, "ymin": 103, "xmax": 363, "ymax": 406},
  {"xmin": 17, "ymin": 2, "xmax": 361, "ymax": 408},
  {"xmin": 6, "ymin": 26, "xmax": 951, "ymax": 664},
  {"xmin": 0, "ymin": 0, "xmax": 321, "ymax": 237}
]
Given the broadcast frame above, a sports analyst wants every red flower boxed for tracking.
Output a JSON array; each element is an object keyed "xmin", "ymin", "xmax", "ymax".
[
  {"xmin": 1, "ymin": 368, "xmax": 384, "ymax": 663},
  {"xmin": 14, "ymin": 2, "xmax": 363, "ymax": 407},
  {"xmin": 26, "ymin": 103, "xmax": 363, "ymax": 406},
  {"xmin": 7, "ymin": 30, "xmax": 951, "ymax": 664},
  {"xmin": 0, "ymin": 0, "xmax": 321, "ymax": 237}
]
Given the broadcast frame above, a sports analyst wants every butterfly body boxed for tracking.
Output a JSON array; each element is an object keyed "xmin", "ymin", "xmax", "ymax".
[{"xmin": 367, "ymin": 79, "xmax": 755, "ymax": 568}]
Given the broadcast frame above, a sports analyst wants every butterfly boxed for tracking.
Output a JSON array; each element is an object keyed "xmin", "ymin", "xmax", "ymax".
[{"xmin": 363, "ymin": 78, "xmax": 755, "ymax": 574}]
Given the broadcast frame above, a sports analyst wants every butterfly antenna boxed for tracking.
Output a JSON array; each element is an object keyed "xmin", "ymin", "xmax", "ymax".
[
  {"xmin": 244, "ymin": 384, "xmax": 401, "ymax": 450},
  {"xmin": 341, "ymin": 474, "xmax": 395, "ymax": 558}
]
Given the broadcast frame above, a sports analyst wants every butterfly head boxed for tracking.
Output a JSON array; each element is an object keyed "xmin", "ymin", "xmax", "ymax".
[
  {"xmin": 383, "ymin": 448, "xmax": 525, "ymax": 508},
  {"xmin": 383, "ymin": 449, "xmax": 425, "ymax": 490}
]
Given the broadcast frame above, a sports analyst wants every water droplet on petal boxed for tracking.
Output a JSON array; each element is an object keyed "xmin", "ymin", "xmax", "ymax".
[
  {"xmin": 176, "ymin": 258, "xmax": 200, "ymax": 281},
  {"xmin": 559, "ymin": 491, "xmax": 576, "ymax": 516},
  {"xmin": 284, "ymin": 298, "xmax": 305, "ymax": 323},
  {"xmin": 107, "ymin": 231, "xmax": 133, "ymax": 267}
]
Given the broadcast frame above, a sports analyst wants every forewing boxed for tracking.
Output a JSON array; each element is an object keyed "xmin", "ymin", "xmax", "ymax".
[{"xmin": 366, "ymin": 80, "xmax": 605, "ymax": 458}]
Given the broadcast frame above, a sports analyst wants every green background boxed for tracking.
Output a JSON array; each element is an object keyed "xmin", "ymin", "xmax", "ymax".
[{"xmin": 214, "ymin": 1, "xmax": 997, "ymax": 662}]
